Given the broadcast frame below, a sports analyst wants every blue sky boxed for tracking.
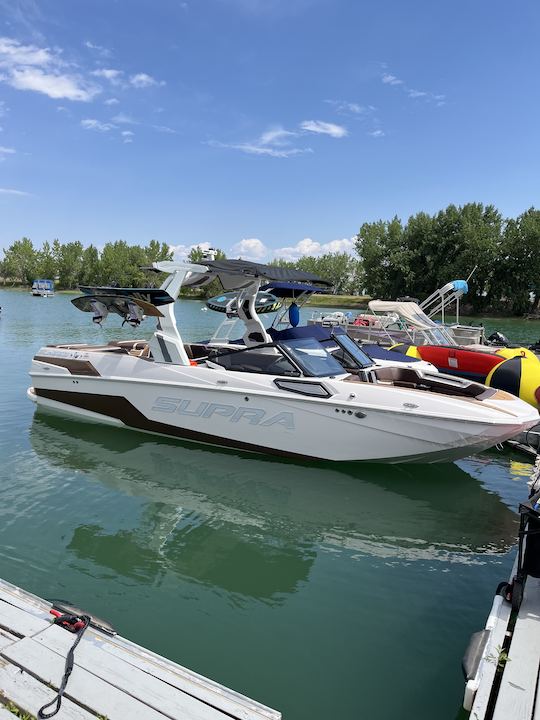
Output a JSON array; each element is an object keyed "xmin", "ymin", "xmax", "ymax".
[{"xmin": 0, "ymin": 0, "xmax": 538, "ymax": 261}]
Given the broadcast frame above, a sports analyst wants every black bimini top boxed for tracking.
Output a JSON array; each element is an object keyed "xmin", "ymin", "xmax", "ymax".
[
  {"xmin": 260, "ymin": 281, "xmax": 330, "ymax": 298},
  {"xmin": 188, "ymin": 259, "xmax": 333, "ymax": 291}
]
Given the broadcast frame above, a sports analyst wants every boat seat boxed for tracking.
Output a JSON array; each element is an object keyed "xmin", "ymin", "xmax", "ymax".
[
  {"xmin": 374, "ymin": 366, "xmax": 421, "ymax": 385},
  {"xmin": 128, "ymin": 345, "xmax": 150, "ymax": 358},
  {"xmin": 184, "ymin": 343, "xmax": 209, "ymax": 360},
  {"xmin": 373, "ymin": 366, "xmax": 496, "ymax": 398},
  {"xmin": 109, "ymin": 340, "xmax": 147, "ymax": 350}
]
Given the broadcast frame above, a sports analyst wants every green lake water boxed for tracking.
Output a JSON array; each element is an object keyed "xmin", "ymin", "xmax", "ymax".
[{"xmin": 1, "ymin": 289, "xmax": 539, "ymax": 720}]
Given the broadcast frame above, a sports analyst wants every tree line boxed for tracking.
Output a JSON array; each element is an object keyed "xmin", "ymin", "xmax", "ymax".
[
  {"xmin": 356, "ymin": 204, "xmax": 540, "ymax": 315},
  {"xmin": 2, "ymin": 203, "xmax": 540, "ymax": 313},
  {"xmin": 0, "ymin": 237, "xmax": 363, "ymax": 297}
]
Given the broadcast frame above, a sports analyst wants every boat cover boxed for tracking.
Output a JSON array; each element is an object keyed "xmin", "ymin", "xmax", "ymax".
[
  {"xmin": 261, "ymin": 282, "xmax": 330, "ymax": 297},
  {"xmin": 200, "ymin": 259, "xmax": 332, "ymax": 291},
  {"xmin": 368, "ymin": 300, "xmax": 441, "ymax": 329}
]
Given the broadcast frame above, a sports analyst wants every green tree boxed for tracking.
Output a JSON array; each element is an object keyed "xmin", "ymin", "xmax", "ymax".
[
  {"xmin": 495, "ymin": 208, "xmax": 540, "ymax": 314},
  {"xmin": 1, "ymin": 237, "xmax": 38, "ymax": 284},
  {"xmin": 355, "ymin": 217, "xmax": 405, "ymax": 298},
  {"xmin": 79, "ymin": 245, "xmax": 101, "ymax": 286},
  {"xmin": 36, "ymin": 240, "xmax": 57, "ymax": 281},
  {"xmin": 57, "ymin": 241, "xmax": 84, "ymax": 288},
  {"xmin": 145, "ymin": 240, "xmax": 173, "ymax": 264},
  {"xmin": 268, "ymin": 257, "xmax": 296, "ymax": 269}
]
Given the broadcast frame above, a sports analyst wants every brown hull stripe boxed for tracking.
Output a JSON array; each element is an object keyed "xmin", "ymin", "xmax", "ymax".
[
  {"xmin": 34, "ymin": 356, "xmax": 101, "ymax": 377},
  {"xmin": 34, "ymin": 388, "xmax": 313, "ymax": 460}
]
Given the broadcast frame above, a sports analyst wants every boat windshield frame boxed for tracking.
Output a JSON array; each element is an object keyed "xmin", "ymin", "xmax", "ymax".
[
  {"xmin": 277, "ymin": 337, "xmax": 347, "ymax": 378},
  {"xmin": 207, "ymin": 337, "xmax": 347, "ymax": 378},
  {"xmin": 328, "ymin": 331, "xmax": 374, "ymax": 369}
]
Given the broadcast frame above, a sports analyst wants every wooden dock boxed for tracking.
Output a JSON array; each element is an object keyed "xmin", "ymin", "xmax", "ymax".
[
  {"xmin": 0, "ymin": 577, "xmax": 280, "ymax": 720},
  {"xmin": 464, "ymin": 561, "xmax": 540, "ymax": 719}
]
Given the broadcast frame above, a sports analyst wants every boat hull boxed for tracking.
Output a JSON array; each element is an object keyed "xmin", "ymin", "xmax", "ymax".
[{"xmin": 27, "ymin": 366, "xmax": 538, "ymax": 463}]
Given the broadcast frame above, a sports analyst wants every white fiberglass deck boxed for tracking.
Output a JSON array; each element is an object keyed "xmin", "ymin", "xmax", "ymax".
[
  {"xmin": 466, "ymin": 567, "xmax": 540, "ymax": 720},
  {"xmin": 0, "ymin": 577, "xmax": 280, "ymax": 720}
]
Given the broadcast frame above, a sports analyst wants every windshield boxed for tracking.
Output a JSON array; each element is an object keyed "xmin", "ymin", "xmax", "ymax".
[
  {"xmin": 332, "ymin": 332, "xmax": 373, "ymax": 368},
  {"xmin": 280, "ymin": 337, "xmax": 346, "ymax": 377}
]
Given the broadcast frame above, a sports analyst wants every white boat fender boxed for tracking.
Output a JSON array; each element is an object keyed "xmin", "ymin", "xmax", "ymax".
[{"xmin": 462, "ymin": 629, "xmax": 490, "ymax": 682}]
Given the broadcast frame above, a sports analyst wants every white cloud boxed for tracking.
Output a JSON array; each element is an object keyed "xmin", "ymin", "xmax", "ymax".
[
  {"xmin": 209, "ymin": 120, "xmax": 332, "ymax": 158},
  {"xmin": 169, "ymin": 241, "xmax": 213, "ymax": 260},
  {"xmin": 325, "ymin": 99, "xmax": 368, "ymax": 115},
  {"xmin": 84, "ymin": 40, "xmax": 112, "ymax": 58},
  {"xmin": 0, "ymin": 145, "xmax": 15, "ymax": 154},
  {"xmin": 259, "ymin": 126, "xmax": 297, "ymax": 146},
  {"xmin": 368, "ymin": 129, "xmax": 385, "ymax": 137},
  {"xmin": 320, "ymin": 238, "xmax": 356, "ymax": 253},
  {"xmin": 104, "ymin": 97, "xmax": 119, "ymax": 105},
  {"xmin": 153, "ymin": 124, "xmax": 176, "ymax": 134},
  {"xmin": 0, "ymin": 37, "xmax": 100, "ymax": 101},
  {"xmin": 129, "ymin": 72, "xmax": 164, "ymax": 88},
  {"xmin": 0, "ymin": 36, "xmax": 53, "ymax": 67},
  {"xmin": 207, "ymin": 139, "xmax": 311, "ymax": 158},
  {"xmin": 273, "ymin": 236, "xmax": 355, "ymax": 261},
  {"xmin": 231, "ymin": 238, "xmax": 267, "ymax": 260},
  {"xmin": 0, "ymin": 187, "xmax": 30, "ymax": 196},
  {"xmin": 91, "ymin": 68, "xmax": 123, "ymax": 85},
  {"xmin": 121, "ymin": 130, "xmax": 134, "ymax": 143},
  {"xmin": 9, "ymin": 67, "xmax": 99, "ymax": 100},
  {"xmin": 300, "ymin": 120, "xmax": 348, "ymax": 138},
  {"xmin": 382, "ymin": 73, "xmax": 402, "ymax": 85},
  {"xmin": 112, "ymin": 112, "xmax": 138, "ymax": 125},
  {"xmin": 81, "ymin": 118, "xmax": 116, "ymax": 132},
  {"xmin": 381, "ymin": 67, "xmax": 446, "ymax": 106}
]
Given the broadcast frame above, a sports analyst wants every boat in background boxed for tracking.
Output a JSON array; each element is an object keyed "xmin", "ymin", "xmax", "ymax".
[
  {"xmin": 28, "ymin": 259, "xmax": 539, "ymax": 463},
  {"xmin": 309, "ymin": 279, "xmax": 485, "ymax": 346},
  {"xmin": 31, "ymin": 278, "xmax": 54, "ymax": 297}
]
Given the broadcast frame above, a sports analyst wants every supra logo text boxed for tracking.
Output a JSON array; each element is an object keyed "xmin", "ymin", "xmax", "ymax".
[{"xmin": 151, "ymin": 397, "xmax": 295, "ymax": 429}]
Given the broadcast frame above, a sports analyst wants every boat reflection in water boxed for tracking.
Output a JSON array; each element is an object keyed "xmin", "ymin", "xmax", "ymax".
[{"xmin": 29, "ymin": 410, "xmax": 520, "ymax": 601}]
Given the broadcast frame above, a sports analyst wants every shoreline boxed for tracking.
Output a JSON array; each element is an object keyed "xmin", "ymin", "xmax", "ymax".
[{"xmin": 2, "ymin": 285, "xmax": 537, "ymax": 319}]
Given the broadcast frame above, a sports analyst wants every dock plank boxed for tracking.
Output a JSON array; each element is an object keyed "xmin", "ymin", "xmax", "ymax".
[
  {"xmin": 2, "ymin": 637, "xmax": 169, "ymax": 720},
  {"xmin": 0, "ymin": 658, "xmax": 95, "ymax": 719},
  {"xmin": 100, "ymin": 635, "xmax": 280, "ymax": 720},
  {"xmin": 492, "ymin": 576, "xmax": 540, "ymax": 720},
  {"xmin": 0, "ymin": 630, "xmax": 19, "ymax": 652},
  {"xmin": 0, "ymin": 581, "xmax": 51, "ymax": 617},
  {"xmin": 0, "ymin": 600, "xmax": 50, "ymax": 638},
  {"xmin": 0, "ymin": 578, "xmax": 280, "ymax": 720},
  {"xmin": 34, "ymin": 624, "xmax": 235, "ymax": 720}
]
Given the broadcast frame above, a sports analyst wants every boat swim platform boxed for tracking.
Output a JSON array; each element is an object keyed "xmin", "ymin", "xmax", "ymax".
[
  {"xmin": 464, "ymin": 560, "xmax": 540, "ymax": 720},
  {"xmin": 0, "ymin": 576, "xmax": 281, "ymax": 720}
]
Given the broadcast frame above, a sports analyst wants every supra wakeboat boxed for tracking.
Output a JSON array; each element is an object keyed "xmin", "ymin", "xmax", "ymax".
[{"xmin": 28, "ymin": 259, "xmax": 539, "ymax": 463}]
